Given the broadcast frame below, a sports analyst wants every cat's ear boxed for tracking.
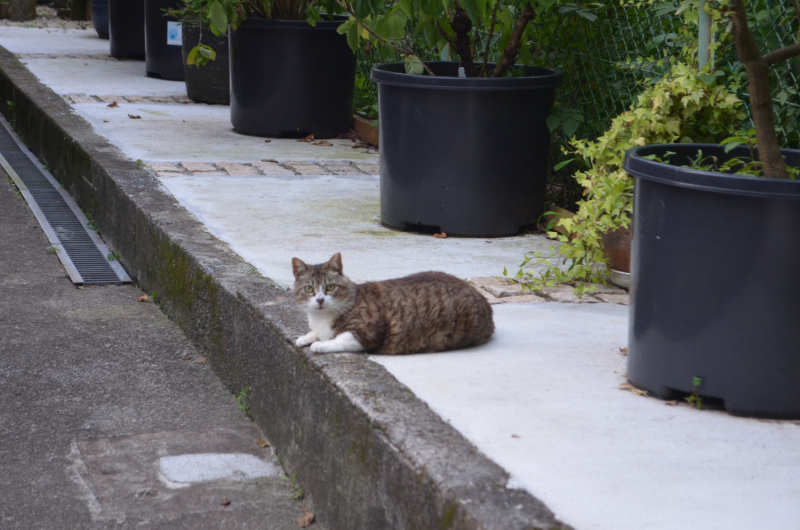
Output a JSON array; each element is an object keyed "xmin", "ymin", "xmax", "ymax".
[
  {"xmin": 291, "ymin": 257, "xmax": 309, "ymax": 278},
  {"xmin": 325, "ymin": 253, "xmax": 343, "ymax": 274}
]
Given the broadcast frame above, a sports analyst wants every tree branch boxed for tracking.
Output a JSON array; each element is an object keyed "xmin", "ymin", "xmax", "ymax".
[
  {"xmin": 479, "ymin": 2, "xmax": 500, "ymax": 77},
  {"xmin": 490, "ymin": 2, "xmax": 535, "ymax": 78},
  {"xmin": 336, "ymin": 1, "xmax": 436, "ymax": 76},
  {"xmin": 792, "ymin": 0, "xmax": 800, "ymax": 26},
  {"xmin": 451, "ymin": 1, "xmax": 476, "ymax": 76},
  {"xmin": 763, "ymin": 43, "xmax": 800, "ymax": 66}
]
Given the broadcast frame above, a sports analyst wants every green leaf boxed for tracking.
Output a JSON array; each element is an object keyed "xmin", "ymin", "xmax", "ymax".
[
  {"xmin": 692, "ymin": 376, "xmax": 703, "ymax": 387},
  {"xmin": 346, "ymin": 22, "xmax": 360, "ymax": 52},
  {"xmin": 460, "ymin": 0, "xmax": 481, "ymax": 25},
  {"xmin": 208, "ymin": 1, "xmax": 227, "ymax": 35},
  {"xmin": 186, "ymin": 45, "xmax": 200, "ymax": 66},
  {"xmin": 336, "ymin": 18, "xmax": 355, "ymax": 35},
  {"xmin": 554, "ymin": 158, "xmax": 576, "ymax": 171},
  {"xmin": 545, "ymin": 114, "xmax": 559, "ymax": 132},
  {"xmin": 563, "ymin": 118, "xmax": 579, "ymax": 138},
  {"xmin": 306, "ymin": 8, "xmax": 321, "ymax": 27},
  {"xmin": 197, "ymin": 45, "xmax": 215, "ymax": 60},
  {"xmin": 387, "ymin": 13, "xmax": 407, "ymax": 39},
  {"xmin": 404, "ymin": 55, "xmax": 424, "ymax": 75}
]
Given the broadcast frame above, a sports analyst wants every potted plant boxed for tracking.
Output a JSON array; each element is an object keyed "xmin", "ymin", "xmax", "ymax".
[
  {"xmin": 109, "ymin": 0, "xmax": 146, "ymax": 60},
  {"xmin": 334, "ymin": 0, "xmax": 563, "ymax": 237},
  {"xmin": 166, "ymin": 0, "xmax": 231, "ymax": 104},
  {"xmin": 91, "ymin": 0, "xmax": 110, "ymax": 39},
  {"xmin": 207, "ymin": 0, "xmax": 356, "ymax": 137},
  {"xmin": 622, "ymin": 0, "xmax": 800, "ymax": 418},
  {"xmin": 145, "ymin": 0, "xmax": 186, "ymax": 80}
]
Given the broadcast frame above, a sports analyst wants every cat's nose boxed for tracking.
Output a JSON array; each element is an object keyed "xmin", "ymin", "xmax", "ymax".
[{"xmin": 316, "ymin": 298, "xmax": 324, "ymax": 307}]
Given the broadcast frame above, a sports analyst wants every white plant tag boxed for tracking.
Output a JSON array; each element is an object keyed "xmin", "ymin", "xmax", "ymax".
[
  {"xmin": 458, "ymin": 67, "xmax": 466, "ymax": 78},
  {"xmin": 167, "ymin": 21, "xmax": 182, "ymax": 46}
]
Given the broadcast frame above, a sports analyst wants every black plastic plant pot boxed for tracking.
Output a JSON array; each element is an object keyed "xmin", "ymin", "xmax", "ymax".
[
  {"xmin": 144, "ymin": 0, "xmax": 185, "ymax": 80},
  {"xmin": 109, "ymin": 0, "xmax": 145, "ymax": 59},
  {"xmin": 370, "ymin": 62, "xmax": 563, "ymax": 237},
  {"xmin": 229, "ymin": 16, "xmax": 356, "ymax": 138},
  {"xmin": 91, "ymin": 0, "xmax": 109, "ymax": 39},
  {"xmin": 624, "ymin": 143, "xmax": 800, "ymax": 418},
  {"xmin": 182, "ymin": 25, "xmax": 229, "ymax": 105}
]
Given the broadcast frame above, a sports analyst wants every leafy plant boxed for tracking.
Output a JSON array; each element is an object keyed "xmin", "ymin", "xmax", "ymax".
[
  {"xmin": 685, "ymin": 376, "xmax": 704, "ymax": 409},
  {"xmin": 336, "ymin": 0, "xmax": 570, "ymax": 77},
  {"xmin": 106, "ymin": 251, "xmax": 121, "ymax": 262},
  {"xmin": 510, "ymin": 61, "xmax": 744, "ymax": 287},
  {"xmin": 279, "ymin": 473, "xmax": 304, "ymax": 500},
  {"xmin": 236, "ymin": 386, "xmax": 251, "ymax": 416}
]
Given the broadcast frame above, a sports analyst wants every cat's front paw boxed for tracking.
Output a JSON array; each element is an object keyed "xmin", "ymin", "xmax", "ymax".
[
  {"xmin": 295, "ymin": 331, "xmax": 317, "ymax": 348},
  {"xmin": 310, "ymin": 341, "xmax": 339, "ymax": 354}
]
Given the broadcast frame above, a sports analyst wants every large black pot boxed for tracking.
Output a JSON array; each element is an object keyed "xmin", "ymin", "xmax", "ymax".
[
  {"xmin": 181, "ymin": 24, "xmax": 229, "ymax": 105},
  {"xmin": 109, "ymin": 0, "xmax": 145, "ymax": 59},
  {"xmin": 370, "ymin": 62, "xmax": 563, "ymax": 237},
  {"xmin": 144, "ymin": 0, "xmax": 184, "ymax": 80},
  {"xmin": 229, "ymin": 16, "xmax": 356, "ymax": 138},
  {"xmin": 624, "ymin": 144, "xmax": 800, "ymax": 418},
  {"xmin": 91, "ymin": 0, "xmax": 109, "ymax": 39}
]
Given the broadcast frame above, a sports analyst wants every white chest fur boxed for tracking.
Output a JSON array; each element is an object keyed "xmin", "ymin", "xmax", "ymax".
[{"xmin": 306, "ymin": 310, "xmax": 337, "ymax": 341}]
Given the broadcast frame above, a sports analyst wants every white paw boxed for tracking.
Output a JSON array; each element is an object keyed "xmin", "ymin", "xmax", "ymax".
[
  {"xmin": 309, "ymin": 341, "xmax": 338, "ymax": 354},
  {"xmin": 295, "ymin": 331, "xmax": 317, "ymax": 347}
]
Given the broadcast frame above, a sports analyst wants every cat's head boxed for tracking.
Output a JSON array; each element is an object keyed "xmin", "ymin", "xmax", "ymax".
[{"xmin": 291, "ymin": 253, "xmax": 356, "ymax": 314}]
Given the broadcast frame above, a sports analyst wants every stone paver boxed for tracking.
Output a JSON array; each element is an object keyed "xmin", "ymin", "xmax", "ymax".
[
  {"xmin": 66, "ymin": 94, "xmax": 96, "ymax": 104},
  {"xmin": 148, "ymin": 162, "xmax": 182, "ymax": 172},
  {"xmin": 252, "ymin": 161, "xmax": 296, "ymax": 176},
  {"xmin": 122, "ymin": 95, "xmax": 148, "ymax": 103},
  {"xmin": 321, "ymin": 163, "xmax": 362, "ymax": 175},
  {"xmin": 538, "ymin": 284, "xmax": 599, "ymax": 303},
  {"xmin": 284, "ymin": 163, "xmax": 327, "ymax": 175},
  {"xmin": 594, "ymin": 293, "xmax": 630, "ymax": 305},
  {"xmin": 353, "ymin": 162, "xmax": 380, "ymax": 175},
  {"xmin": 180, "ymin": 162, "xmax": 217, "ymax": 173},
  {"xmin": 470, "ymin": 276, "xmax": 528, "ymax": 298},
  {"xmin": 215, "ymin": 162, "xmax": 261, "ymax": 176}
]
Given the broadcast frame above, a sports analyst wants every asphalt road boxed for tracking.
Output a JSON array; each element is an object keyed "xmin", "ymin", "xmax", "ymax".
[{"xmin": 0, "ymin": 171, "xmax": 316, "ymax": 529}]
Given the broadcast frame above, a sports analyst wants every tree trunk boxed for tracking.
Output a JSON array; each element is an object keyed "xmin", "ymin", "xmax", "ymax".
[
  {"xmin": 71, "ymin": 0, "xmax": 90, "ymax": 21},
  {"xmin": 730, "ymin": 0, "xmax": 788, "ymax": 179}
]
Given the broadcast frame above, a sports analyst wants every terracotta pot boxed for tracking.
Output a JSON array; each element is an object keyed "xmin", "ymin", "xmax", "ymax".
[{"xmin": 602, "ymin": 226, "xmax": 631, "ymax": 273}]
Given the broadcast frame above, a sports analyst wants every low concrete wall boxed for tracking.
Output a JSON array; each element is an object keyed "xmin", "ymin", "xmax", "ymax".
[{"xmin": 0, "ymin": 46, "xmax": 569, "ymax": 530}]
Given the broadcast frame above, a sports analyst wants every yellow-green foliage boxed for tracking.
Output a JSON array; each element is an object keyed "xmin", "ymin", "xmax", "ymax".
[{"xmin": 515, "ymin": 62, "xmax": 744, "ymax": 287}]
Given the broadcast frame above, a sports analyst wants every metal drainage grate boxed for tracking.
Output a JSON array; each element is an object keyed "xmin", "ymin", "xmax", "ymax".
[{"xmin": 0, "ymin": 115, "xmax": 130, "ymax": 286}]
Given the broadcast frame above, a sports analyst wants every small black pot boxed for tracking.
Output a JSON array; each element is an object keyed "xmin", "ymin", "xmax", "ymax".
[
  {"xmin": 229, "ymin": 16, "xmax": 356, "ymax": 138},
  {"xmin": 182, "ymin": 25, "xmax": 229, "ymax": 105},
  {"xmin": 91, "ymin": 0, "xmax": 109, "ymax": 39},
  {"xmin": 624, "ymin": 143, "xmax": 800, "ymax": 418},
  {"xmin": 109, "ymin": 0, "xmax": 145, "ymax": 59},
  {"xmin": 144, "ymin": 0, "xmax": 185, "ymax": 80},
  {"xmin": 370, "ymin": 62, "xmax": 563, "ymax": 237}
]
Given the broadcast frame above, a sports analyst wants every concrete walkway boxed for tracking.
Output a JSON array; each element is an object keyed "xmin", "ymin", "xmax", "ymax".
[{"xmin": 1, "ymin": 23, "xmax": 799, "ymax": 530}]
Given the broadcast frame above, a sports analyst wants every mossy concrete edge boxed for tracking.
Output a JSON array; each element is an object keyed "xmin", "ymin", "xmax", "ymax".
[{"xmin": 0, "ymin": 45, "xmax": 571, "ymax": 530}]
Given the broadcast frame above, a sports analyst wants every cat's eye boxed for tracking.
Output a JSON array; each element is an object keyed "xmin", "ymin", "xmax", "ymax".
[
  {"xmin": 304, "ymin": 285, "xmax": 313, "ymax": 293},
  {"xmin": 326, "ymin": 283, "xmax": 336, "ymax": 292}
]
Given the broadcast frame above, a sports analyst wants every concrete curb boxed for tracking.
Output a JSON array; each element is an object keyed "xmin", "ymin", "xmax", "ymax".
[{"xmin": 0, "ymin": 45, "xmax": 570, "ymax": 530}]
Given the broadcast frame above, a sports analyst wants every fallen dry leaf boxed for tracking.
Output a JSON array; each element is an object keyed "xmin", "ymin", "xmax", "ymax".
[
  {"xmin": 631, "ymin": 388, "xmax": 648, "ymax": 396},
  {"xmin": 103, "ymin": 120, "xmax": 109, "ymax": 123},
  {"xmin": 297, "ymin": 134, "xmax": 314, "ymax": 143},
  {"xmin": 262, "ymin": 159, "xmax": 278, "ymax": 163},
  {"xmin": 220, "ymin": 497, "xmax": 231, "ymax": 507},
  {"xmin": 617, "ymin": 383, "xmax": 634, "ymax": 391},
  {"xmin": 312, "ymin": 140, "xmax": 332, "ymax": 146},
  {"xmin": 665, "ymin": 400, "xmax": 678, "ymax": 406},
  {"xmin": 264, "ymin": 139, "xmax": 271, "ymax": 143},
  {"xmin": 107, "ymin": 101, "xmax": 118, "ymax": 108},
  {"xmin": 618, "ymin": 382, "xmax": 648, "ymax": 396},
  {"xmin": 256, "ymin": 439, "xmax": 270, "ymax": 448},
  {"xmin": 297, "ymin": 510, "xmax": 314, "ymax": 527},
  {"xmin": 195, "ymin": 357, "xmax": 207, "ymax": 364},
  {"xmin": 433, "ymin": 232, "xmax": 447, "ymax": 239},
  {"xmin": 128, "ymin": 114, "xmax": 141, "ymax": 119},
  {"xmin": 138, "ymin": 295, "xmax": 149, "ymax": 302},
  {"xmin": 619, "ymin": 347, "xmax": 628, "ymax": 353},
  {"xmin": 511, "ymin": 434, "xmax": 521, "ymax": 439}
]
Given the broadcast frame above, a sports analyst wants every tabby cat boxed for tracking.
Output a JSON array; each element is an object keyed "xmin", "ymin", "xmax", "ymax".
[{"xmin": 292, "ymin": 253, "xmax": 494, "ymax": 355}]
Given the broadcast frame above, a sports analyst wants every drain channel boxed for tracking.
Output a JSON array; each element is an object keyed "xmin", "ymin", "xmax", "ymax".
[{"xmin": 0, "ymin": 115, "xmax": 130, "ymax": 286}]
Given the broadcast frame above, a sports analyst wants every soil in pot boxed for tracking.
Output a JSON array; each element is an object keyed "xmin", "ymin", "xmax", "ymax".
[
  {"xmin": 109, "ymin": 0, "xmax": 144, "ymax": 60},
  {"xmin": 624, "ymin": 143, "xmax": 800, "ymax": 419},
  {"xmin": 371, "ymin": 62, "xmax": 563, "ymax": 238},
  {"xmin": 229, "ymin": 16, "xmax": 356, "ymax": 138},
  {"xmin": 182, "ymin": 25, "xmax": 229, "ymax": 105}
]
